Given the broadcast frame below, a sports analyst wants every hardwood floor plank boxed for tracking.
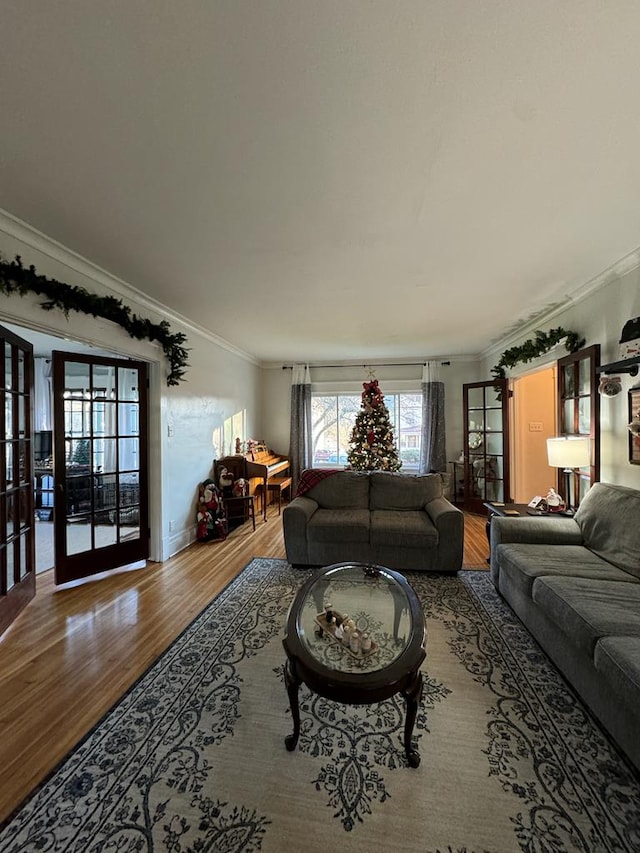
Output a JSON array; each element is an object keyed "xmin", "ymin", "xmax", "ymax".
[{"xmin": 0, "ymin": 507, "xmax": 489, "ymax": 822}]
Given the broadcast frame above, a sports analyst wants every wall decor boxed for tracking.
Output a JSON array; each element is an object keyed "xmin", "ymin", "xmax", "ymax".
[
  {"xmin": 0, "ymin": 255, "xmax": 189, "ymax": 385},
  {"xmin": 599, "ymin": 375, "xmax": 622, "ymax": 397},
  {"xmin": 619, "ymin": 316, "xmax": 640, "ymax": 360},
  {"xmin": 491, "ymin": 327, "xmax": 585, "ymax": 381},
  {"xmin": 629, "ymin": 388, "xmax": 640, "ymax": 465}
]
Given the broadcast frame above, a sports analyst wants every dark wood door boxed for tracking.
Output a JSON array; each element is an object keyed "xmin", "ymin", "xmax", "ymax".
[
  {"xmin": 463, "ymin": 379, "xmax": 510, "ymax": 514},
  {"xmin": 52, "ymin": 352, "xmax": 149, "ymax": 585},
  {"xmin": 0, "ymin": 324, "xmax": 35, "ymax": 636},
  {"xmin": 556, "ymin": 344, "xmax": 600, "ymax": 506}
]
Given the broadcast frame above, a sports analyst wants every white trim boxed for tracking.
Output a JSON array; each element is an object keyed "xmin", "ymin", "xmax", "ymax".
[
  {"xmin": 0, "ymin": 208, "xmax": 259, "ymax": 365},
  {"xmin": 482, "ymin": 246, "xmax": 640, "ymax": 362}
]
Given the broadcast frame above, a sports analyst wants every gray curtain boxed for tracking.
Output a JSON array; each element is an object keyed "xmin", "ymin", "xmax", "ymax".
[
  {"xmin": 419, "ymin": 363, "xmax": 446, "ymax": 473},
  {"xmin": 289, "ymin": 364, "xmax": 312, "ymax": 492}
]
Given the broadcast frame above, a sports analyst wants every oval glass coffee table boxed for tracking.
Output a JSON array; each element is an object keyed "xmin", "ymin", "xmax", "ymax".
[{"xmin": 282, "ymin": 562, "xmax": 426, "ymax": 767}]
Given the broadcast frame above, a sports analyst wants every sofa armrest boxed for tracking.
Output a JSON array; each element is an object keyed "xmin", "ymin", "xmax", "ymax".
[
  {"xmin": 425, "ymin": 496, "xmax": 464, "ymax": 571},
  {"xmin": 490, "ymin": 516, "xmax": 584, "ymax": 586},
  {"xmin": 491, "ymin": 516, "xmax": 583, "ymax": 548},
  {"xmin": 282, "ymin": 496, "xmax": 318, "ymax": 565}
]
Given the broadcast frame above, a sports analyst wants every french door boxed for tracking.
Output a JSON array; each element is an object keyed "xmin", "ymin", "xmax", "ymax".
[
  {"xmin": 0, "ymin": 324, "xmax": 35, "ymax": 636},
  {"xmin": 462, "ymin": 379, "xmax": 510, "ymax": 513},
  {"xmin": 53, "ymin": 352, "xmax": 149, "ymax": 585},
  {"xmin": 556, "ymin": 344, "xmax": 600, "ymax": 505}
]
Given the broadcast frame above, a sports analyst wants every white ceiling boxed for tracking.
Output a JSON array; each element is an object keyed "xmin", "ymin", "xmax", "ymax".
[{"xmin": 2, "ymin": 2, "xmax": 640, "ymax": 365}]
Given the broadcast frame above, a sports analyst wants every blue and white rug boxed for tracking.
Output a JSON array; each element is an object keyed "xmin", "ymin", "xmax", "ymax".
[{"xmin": 1, "ymin": 559, "xmax": 638, "ymax": 852}]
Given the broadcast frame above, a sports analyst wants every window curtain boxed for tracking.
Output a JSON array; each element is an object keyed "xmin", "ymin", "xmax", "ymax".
[
  {"xmin": 289, "ymin": 364, "xmax": 312, "ymax": 492},
  {"xmin": 419, "ymin": 362, "xmax": 446, "ymax": 473},
  {"xmin": 34, "ymin": 357, "xmax": 53, "ymax": 431}
]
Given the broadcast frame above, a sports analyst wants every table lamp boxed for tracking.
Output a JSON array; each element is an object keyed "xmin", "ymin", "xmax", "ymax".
[{"xmin": 546, "ymin": 436, "xmax": 591, "ymax": 514}]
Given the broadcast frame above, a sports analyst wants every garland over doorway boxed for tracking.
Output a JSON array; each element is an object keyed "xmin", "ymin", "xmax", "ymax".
[
  {"xmin": 0, "ymin": 255, "xmax": 189, "ymax": 386},
  {"xmin": 491, "ymin": 327, "xmax": 585, "ymax": 381}
]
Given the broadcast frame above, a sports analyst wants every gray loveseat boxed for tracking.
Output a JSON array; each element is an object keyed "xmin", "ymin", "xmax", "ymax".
[
  {"xmin": 283, "ymin": 470, "xmax": 463, "ymax": 572},
  {"xmin": 490, "ymin": 481, "xmax": 640, "ymax": 771}
]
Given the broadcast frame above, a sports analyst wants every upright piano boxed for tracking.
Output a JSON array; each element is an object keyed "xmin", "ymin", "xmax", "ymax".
[
  {"xmin": 214, "ymin": 443, "xmax": 290, "ymax": 522},
  {"xmin": 244, "ymin": 443, "xmax": 290, "ymax": 520}
]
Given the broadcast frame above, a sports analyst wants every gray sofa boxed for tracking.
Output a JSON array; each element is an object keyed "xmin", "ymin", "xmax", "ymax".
[
  {"xmin": 282, "ymin": 470, "xmax": 463, "ymax": 572},
  {"xmin": 490, "ymin": 481, "xmax": 640, "ymax": 771}
]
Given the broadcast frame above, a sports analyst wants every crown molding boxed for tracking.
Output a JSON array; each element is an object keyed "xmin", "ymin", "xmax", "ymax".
[
  {"xmin": 482, "ymin": 245, "xmax": 640, "ymax": 361},
  {"xmin": 0, "ymin": 209, "xmax": 258, "ymax": 366}
]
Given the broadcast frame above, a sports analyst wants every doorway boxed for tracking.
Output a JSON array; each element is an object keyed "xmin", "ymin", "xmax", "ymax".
[{"xmin": 510, "ymin": 366, "xmax": 557, "ymax": 503}]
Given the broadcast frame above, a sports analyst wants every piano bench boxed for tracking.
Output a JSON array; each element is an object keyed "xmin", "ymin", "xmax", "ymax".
[{"xmin": 266, "ymin": 477, "xmax": 292, "ymax": 516}]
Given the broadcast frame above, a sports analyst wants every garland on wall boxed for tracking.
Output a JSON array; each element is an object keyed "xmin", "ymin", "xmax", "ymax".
[
  {"xmin": 0, "ymin": 255, "xmax": 189, "ymax": 385},
  {"xmin": 491, "ymin": 327, "xmax": 585, "ymax": 380}
]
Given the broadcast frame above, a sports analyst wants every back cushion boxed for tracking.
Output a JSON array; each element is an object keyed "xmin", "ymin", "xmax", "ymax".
[
  {"xmin": 370, "ymin": 472, "xmax": 442, "ymax": 510},
  {"xmin": 307, "ymin": 471, "xmax": 370, "ymax": 508},
  {"xmin": 575, "ymin": 482, "xmax": 640, "ymax": 577}
]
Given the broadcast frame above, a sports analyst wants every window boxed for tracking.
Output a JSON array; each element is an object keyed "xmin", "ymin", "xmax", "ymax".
[{"xmin": 311, "ymin": 392, "xmax": 423, "ymax": 470}]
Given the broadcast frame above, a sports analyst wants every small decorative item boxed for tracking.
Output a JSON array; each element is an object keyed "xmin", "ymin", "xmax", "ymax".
[
  {"xmin": 619, "ymin": 316, "xmax": 640, "ymax": 360},
  {"xmin": 232, "ymin": 477, "xmax": 248, "ymax": 497},
  {"xmin": 313, "ymin": 610, "xmax": 378, "ymax": 656},
  {"xmin": 598, "ymin": 375, "xmax": 622, "ymax": 397},
  {"xmin": 546, "ymin": 488, "xmax": 566, "ymax": 513}
]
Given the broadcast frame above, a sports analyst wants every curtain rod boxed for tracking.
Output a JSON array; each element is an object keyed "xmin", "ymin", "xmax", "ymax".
[{"xmin": 282, "ymin": 361, "xmax": 451, "ymax": 370}]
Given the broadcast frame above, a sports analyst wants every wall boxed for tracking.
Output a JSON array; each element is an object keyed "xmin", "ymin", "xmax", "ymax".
[
  {"xmin": 0, "ymin": 216, "xmax": 262, "ymax": 559},
  {"xmin": 482, "ymin": 269, "xmax": 640, "ymax": 490},
  {"xmin": 511, "ymin": 366, "xmax": 557, "ymax": 502},
  {"xmin": 260, "ymin": 359, "xmax": 482, "ymax": 469}
]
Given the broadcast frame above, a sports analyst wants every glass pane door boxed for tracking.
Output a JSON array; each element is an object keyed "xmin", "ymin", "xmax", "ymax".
[
  {"xmin": 557, "ymin": 345, "xmax": 600, "ymax": 507},
  {"xmin": 463, "ymin": 379, "xmax": 510, "ymax": 513},
  {"xmin": 53, "ymin": 353, "xmax": 148, "ymax": 584},
  {"xmin": 0, "ymin": 325, "xmax": 35, "ymax": 636}
]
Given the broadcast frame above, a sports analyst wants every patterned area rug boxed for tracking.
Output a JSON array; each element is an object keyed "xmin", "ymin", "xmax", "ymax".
[{"xmin": 1, "ymin": 558, "xmax": 639, "ymax": 853}]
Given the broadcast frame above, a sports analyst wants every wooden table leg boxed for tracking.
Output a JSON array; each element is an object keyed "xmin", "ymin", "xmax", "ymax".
[
  {"xmin": 402, "ymin": 670, "xmax": 423, "ymax": 768},
  {"xmin": 284, "ymin": 658, "xmax": 301, "ymax": 752}
]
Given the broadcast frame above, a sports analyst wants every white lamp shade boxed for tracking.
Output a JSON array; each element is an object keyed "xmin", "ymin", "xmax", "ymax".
[{"xmin": 546, "ymin": 436, "xmax": 591, "ymax": 468}]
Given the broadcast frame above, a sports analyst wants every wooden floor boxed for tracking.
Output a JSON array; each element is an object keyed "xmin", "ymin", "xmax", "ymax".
[{"xmin": 0, "ymin": 507, "xmax": 489, "ymax": 823}]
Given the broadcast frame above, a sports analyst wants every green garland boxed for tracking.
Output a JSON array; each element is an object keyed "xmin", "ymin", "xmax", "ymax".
[
  {"xmin": 492, "ymin": 327, "xmax": 585, "ymax": 380},
  {"xmin": 0, "ymin": 255, "xmax": 189, "ymax": 385}
]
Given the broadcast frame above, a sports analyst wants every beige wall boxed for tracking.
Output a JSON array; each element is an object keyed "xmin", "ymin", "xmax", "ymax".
[{"xmin": 511, "ymin": 366, "xmax": 557, "ymax": 502}]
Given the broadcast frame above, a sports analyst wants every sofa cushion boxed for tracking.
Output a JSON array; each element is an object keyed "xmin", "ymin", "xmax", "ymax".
[
  {"xmin": 370, "ymin": 510, "xmax": 438, "ymax": 548},
  {"xmin": 307, "ymin": 471, "xmax": 370, "ymax": 509},
  {"xmin": 594, "ymin": 636, "xmax": 640, "ymax": 716},
  {"xmin": 532, "ymin": 576, "xmax": 640, "ymax": 658},
  {"xmin": 369, "ymin": 472, "xmax": 442, "ymax": 511},
  {"xmin": 307, "ymin": 508, "xmax": 370, "ymax": 544},
  {"xmin": 575, "ymin": 482, "xmax": 640, "ymax": 578},
  {"xmin": 496, "ymin": 543, "xmax": 639, "ymax": 599}
]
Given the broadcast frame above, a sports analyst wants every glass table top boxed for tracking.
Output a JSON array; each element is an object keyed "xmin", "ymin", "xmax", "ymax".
[{"xmin": 295, "ymin": 563, "xmax": 417, "ymax": 674}]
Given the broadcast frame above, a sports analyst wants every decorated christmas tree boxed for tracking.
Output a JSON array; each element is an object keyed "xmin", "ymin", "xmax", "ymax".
[{"xmin": 347, "ymin": 378, "xmax": 402, "ymax": 471}]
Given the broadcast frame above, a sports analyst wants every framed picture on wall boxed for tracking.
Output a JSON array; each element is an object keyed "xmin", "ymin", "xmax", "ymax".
[{"xmin": 629, "ymin": 388, "xmax": 640, "ymax": 465}]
